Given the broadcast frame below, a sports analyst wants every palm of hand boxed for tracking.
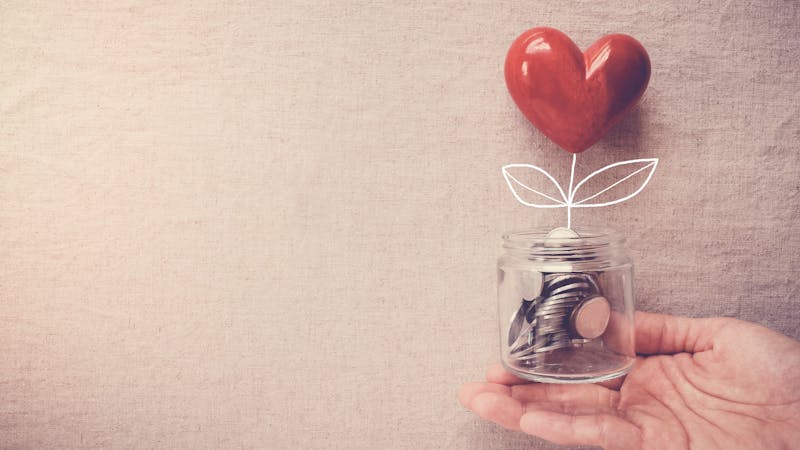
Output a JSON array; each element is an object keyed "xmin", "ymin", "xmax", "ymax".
[{"xmin": 459, "ymin": 312, "xmax": 800, "ymax": 449}]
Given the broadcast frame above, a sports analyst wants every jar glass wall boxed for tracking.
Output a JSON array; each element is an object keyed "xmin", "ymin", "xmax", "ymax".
[{"xmin": 497, "ymin": 227, "xmax": 636, "ymax": 383}]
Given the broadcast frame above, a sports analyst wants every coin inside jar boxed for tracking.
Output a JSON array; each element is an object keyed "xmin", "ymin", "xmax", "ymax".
[
  {"xmin": 517, "ymin": 271, "xmax": 544, "ymax": 301},
  {"xmin": 545, "ymin": 227, "xmax": 581, "ymax": 239},
  {"xmin": 508, "ymin": 299, "xmax": 534, "ymax": 346},
  {"xmin": 570, "ymin": 295, "xmax": 611, "ymax": 339}
]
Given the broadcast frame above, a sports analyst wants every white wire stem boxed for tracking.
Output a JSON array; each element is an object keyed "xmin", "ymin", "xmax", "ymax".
[{"xmin": 566, "ymin": 153, "xmax": 576, "ymax": 229}]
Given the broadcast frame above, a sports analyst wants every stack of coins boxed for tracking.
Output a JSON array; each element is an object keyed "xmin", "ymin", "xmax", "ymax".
[{"xmin": 507, "ymin": 272, "xmax": 608, "ymax": 363}]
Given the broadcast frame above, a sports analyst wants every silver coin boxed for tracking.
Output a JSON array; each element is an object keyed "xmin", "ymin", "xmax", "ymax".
[
  {"xmin": 543, "ymin": 298, "xmax": 579, "ymax": 307},
  {"xmin": 535, "ymin": 314, "xmax": 570, "ymax": 324},
  {"xmin": 537, "ymin": 308, "xmax": 577, "ymax": 318},
  {"xmin": 533, "ymin": 342, "xmax": 572, "ymax": 353},
  {"xmin": 510, "ymin": 270, "xmax": 605, "ymax": 358},
  {"xmin": 537, "ymin": 324, "xmax": 566, "ymax": 335},
  {"xmin": 536, "ymin": 317, "xmax": 563, "ymax": 326},
  {"xmin": 536, "ymin": 303, "xmax": 575, "ymax": 314},
  {"xmin": 544, "ymin": 228, "xmax": 582, "ymax": 249},
  {"xmin": 534, "ymin": 337, "xmax": 570, "ymax": 350},
  {"xmin": 542, "ymin": 331, "xmax": 569, "ymax": 340},
  {"xmin": 539, "ymin": 299, "xmax": 582, "ymax": 310},
  {"xmin": 537, "ymin": 315, "xmax": 565, "ymax": 322},
  {"xmin": 537, "ymin": 312, "xmax": 567, "ymax": 322},
  {"xmin": 511, "ymin": 339, "xmax": 540, "ymax": 357},
  {"xmin": 582, "ymin": 274, "xmax": 601, "ymax": 293},
  {"xmin": 525, "ymin": 302, "xmax": 538, "ymax": 322},
  {"xmin": 547, "ymin": 274, "xmax": 594, "ymax": 291},
  {"xmin": 541, "ymin": 292, "xmax": 585, "ymax": 303},
  {"xmin": 537, "ymin": 299, "xmax": 576, "ymax": 310},
  {"xmin": 545, "ymin": 227, "xmax": 581, "ymax": 239},
  {"xmin": 507, "ymin": 299, "xmax": 533, "ymax": 346},
  {"xmin": 535, "ymin": 327, "xmax": 561, "ymax": 337},
  {"xmin": 509, "ymin": 328, "xmax": 535, "ymax": 354},
  {"xmin": 548, "ymin": 282, "xmax": 592, "ymax": 296},
  {"xmin": 543, "ymin": 274, "xmax": 583, "ymax": 287},
  {"xmin": 534, "ymin": 325, "xmax": 556, "ymax": 334},
  {"xmin": 509, "ymin": 317, "xmax": 539, "ymax": 352},
  {"xmin": 509, "ymin": 340, "xmax": 532, "ymax": 356},
  {"xmin": 514, "ymin": 351, "xmax": 544, "ymax": 361},
  {"xmin": 543, "ymin": 273, "xmax": 566, "ymax": 283},
  {"xmin": 517, "ymin": 271, "xmax": 544, "ymax": 301},
  {"xmin": 527, "ymin": 300, "xmax": 571, "ymax": 321},
  {"xmin": 536, "ymin": 312, "xmax": 569, "ymax": 321},
  {"xmin": 535, "ymin": 328, "xmax": 559, "ymax": 337}
]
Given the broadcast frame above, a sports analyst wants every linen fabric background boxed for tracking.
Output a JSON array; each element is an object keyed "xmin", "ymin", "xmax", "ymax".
[{"xmin": 2, "ymin": 1, "xmax": 798, "ymax": 448}]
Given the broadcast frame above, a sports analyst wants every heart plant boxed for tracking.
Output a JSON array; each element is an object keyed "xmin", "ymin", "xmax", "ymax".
[{"xmin": 502, "ymin": 27, "xmax": 658, "ymax": 228}]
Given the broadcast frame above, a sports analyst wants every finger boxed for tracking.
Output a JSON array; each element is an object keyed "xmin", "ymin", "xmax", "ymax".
[
  {"xmin": 602, "ymin": 309, "xmax": 635, "ymax": 357},
  {"xmin": 485, "ymin": 362, "xmax": 531, "ymax": 385},
  {"xmin": 597, "ymin": 375, "xmax": 625, "ymax": 390},
  {"xmin": 520, "ymin": 410, "xmax": 641, "ymax": 450},
  {"xmin": 470, "ymin": 392, "xmax": 523, "ymax": 431},
  {"xmin": 511, "ymin": 383, "xmax": 619, "ymax": 414},
  {"xmin": 524, "ymin": 401, "xmax": 613, "ymax": 416},
  {"xmin": 458, "ymin": 382, "xmax": 510, "ymax": 409},
  {"xmin": 635, "ymin": 311, "xmax": 723, "ymax": 355}
]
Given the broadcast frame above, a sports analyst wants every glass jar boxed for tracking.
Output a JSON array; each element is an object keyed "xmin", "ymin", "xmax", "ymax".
[{"xmin": 497, "ymin": 227, "xmax": 635, "ymax": 383}]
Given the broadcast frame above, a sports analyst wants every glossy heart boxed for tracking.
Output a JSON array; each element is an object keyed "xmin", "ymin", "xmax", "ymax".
[{"xmin": 505, "ymin": 27, "xmax": 650, "ymax": 153}]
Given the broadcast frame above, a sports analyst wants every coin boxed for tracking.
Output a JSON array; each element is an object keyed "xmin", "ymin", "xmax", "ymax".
[
  {"xmin": 548, "ymin": 272, "xmax": 594, "ymax": 287},
  {"xmin": 545, "ymin": 227, "xmax": 581, "ymax": 239},
  {"xmin": 538, "ymin": 297, "xmax": 582, "ymax": 308},
  {"xmin": 507, "ymin": 268, "xmax": 609, "ymax": 365},
  {"xmin": 508, "ymin": 299, "xmax": 533, "ymax": 346},
  {"xmin": 548, "ymin": 281, "xmax": 592, "ymax": 296},
  {"xmin": 544, "ymin": 273, "xmax": 582, "ymax": 287},
  {"xmin": 534, "ymin": 343, "xmax": 569, "ymax": 353},
  {"xmin": 570, "ymin": 295, "xmax": 611, "ymax": 339},
  {"xmin": 525, "ymin": 299, "xmax": 541, "ymax": 322},
  {"xmin": 541, "ymin": 292, "xmax": 586, "ymax": 303},
  {"xmin": 517, "ymin": 271, "xmax": 544, "ymax": 301},
  {"xmin": 509, "ymin": 319, "xmax": 537, "ymax": 353},
  {"xmin": 537, "ymin": 311, "xmax": 570, "ymax": 320}
]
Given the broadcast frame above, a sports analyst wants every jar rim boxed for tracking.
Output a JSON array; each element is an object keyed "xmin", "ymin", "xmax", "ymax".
[{"xmin": 502, "ymin": 227, "xmax": 626, "ymax": 252}]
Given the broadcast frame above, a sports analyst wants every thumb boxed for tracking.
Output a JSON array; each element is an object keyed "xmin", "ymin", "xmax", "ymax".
[{"xmin": 635, "ymin": 311, "xmax": 729, "ymax": 355}]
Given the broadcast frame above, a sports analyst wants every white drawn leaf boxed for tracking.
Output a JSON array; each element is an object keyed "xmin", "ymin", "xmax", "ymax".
[
  {"xmin": 571, "ymin": 158, "xmax": 658, "ymax": 208},
  {"xmin": 502, "ymin": 164, "xmax": 568, "ymax": 208}
]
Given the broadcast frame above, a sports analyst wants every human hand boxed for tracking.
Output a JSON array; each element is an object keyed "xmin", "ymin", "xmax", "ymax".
[{"xmin": 459, "ymin": 312, "xmax": 800, "ymax": 449}]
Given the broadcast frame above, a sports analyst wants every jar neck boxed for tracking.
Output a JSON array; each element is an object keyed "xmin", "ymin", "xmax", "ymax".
[{"xmin": 502, "ymin": 227, "xmax": 629, "ymax": 268}]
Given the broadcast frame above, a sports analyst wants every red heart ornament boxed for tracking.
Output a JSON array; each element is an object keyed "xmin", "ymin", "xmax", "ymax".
[{"xmin": 505, "ymin": 27, "xmax": 650, "ymax": 153}]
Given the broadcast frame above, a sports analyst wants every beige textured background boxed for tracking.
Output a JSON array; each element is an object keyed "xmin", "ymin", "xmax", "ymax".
[{"xmin": 2, "ymin": 1, "xmax": 799, "ymax": 448}]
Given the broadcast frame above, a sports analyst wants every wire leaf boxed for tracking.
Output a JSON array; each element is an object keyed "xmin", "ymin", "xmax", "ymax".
[
  {"xmin": 502, "ymin": 164, "xmax": 568, "ymax": 208},
  {"xmin": 571, "ymin": 158, "xmax": 658, "ymax": 208}
]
